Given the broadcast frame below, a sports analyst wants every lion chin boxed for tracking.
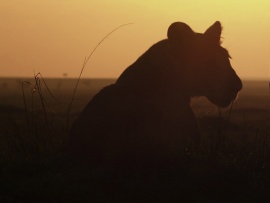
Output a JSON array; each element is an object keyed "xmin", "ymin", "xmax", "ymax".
[{"xmin": 207, "ymin": 93, "xmax": 239, "ymax": 108}]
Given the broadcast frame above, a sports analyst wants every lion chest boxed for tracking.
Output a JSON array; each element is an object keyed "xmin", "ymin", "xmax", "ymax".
[{"xmin": 68, "ymin": 85, "xmax": 200, "ymax": 164}]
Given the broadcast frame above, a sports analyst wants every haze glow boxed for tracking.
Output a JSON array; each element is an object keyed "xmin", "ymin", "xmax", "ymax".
[{"xmin": 1, "ymin": 0, "xmax": 270, "ymax": 79}]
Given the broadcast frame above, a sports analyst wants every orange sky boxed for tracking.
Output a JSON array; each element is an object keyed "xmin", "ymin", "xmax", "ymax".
[{"xmin": 1, "ymin": 0, "xmax": 270, "ymax": 79}]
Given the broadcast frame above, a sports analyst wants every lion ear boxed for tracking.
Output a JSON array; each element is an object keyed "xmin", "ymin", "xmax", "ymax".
[
  {"xmin": 167, "ymin": 22, "xmax": 194, "ymax": 46},
  {"xmin": 204, "ymin": 21, "xmax": 222, "ymax": 45}
]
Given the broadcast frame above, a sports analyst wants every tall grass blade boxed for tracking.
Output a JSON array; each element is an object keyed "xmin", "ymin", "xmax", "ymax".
[{"xmin": 65, "ymin": 23, "xmax": 134, "ymax": 131}]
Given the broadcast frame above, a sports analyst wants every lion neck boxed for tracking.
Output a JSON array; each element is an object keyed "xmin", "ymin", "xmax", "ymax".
[{"xmin": 115, "ymin": 40, "xmax": 191, "ymax": 104}]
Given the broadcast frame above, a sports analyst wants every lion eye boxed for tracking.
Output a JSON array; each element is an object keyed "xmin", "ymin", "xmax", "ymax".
[{"xmin": 205, "ymin": 58, "xmax": 218, "ymax": 73}]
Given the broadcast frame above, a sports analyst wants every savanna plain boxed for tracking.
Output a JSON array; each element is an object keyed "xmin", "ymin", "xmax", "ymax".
[{"xmin": 0, "ymin": 77, "xmax": 270, "ymax": 202}]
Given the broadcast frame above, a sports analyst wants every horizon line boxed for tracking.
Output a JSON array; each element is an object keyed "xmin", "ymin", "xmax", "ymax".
[{"xmin": 0, "ymin": 76, "xmax": 269, "ymax": 81}]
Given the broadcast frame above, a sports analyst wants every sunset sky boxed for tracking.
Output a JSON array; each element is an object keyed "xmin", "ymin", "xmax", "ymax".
[{"xmin": 1, "ymin": 0, "xmax": 270, "ymax": 79}]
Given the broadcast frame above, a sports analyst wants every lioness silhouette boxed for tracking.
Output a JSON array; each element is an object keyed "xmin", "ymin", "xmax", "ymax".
[{"xmin": 67, "ymin": 21, "xmax": 242, "ymax": 168}]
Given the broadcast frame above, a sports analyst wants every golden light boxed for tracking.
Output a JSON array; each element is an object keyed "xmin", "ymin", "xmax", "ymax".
[{"xmin": 1, "ymin": 0, "xmax": 270, "ymax": 79}]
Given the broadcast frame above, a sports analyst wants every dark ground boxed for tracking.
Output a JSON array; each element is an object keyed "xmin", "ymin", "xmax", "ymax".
[{"xmin": 0, "ymin": 78, "xmax": 269, "ymax": 202}]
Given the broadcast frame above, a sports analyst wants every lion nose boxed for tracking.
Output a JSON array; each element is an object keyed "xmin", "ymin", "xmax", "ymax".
[
  {"xmin": 230, "ymin": 75, "xmax": 243, "ymax": 92},
  {"xmin": 236, "ymin": 77, "xmax": 243, "ymax": 91}
]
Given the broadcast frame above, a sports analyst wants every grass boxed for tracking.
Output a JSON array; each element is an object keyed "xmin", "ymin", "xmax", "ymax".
[
  {"xmin": 1, "ymin": 80, "xmax": 269, "ymax": 202},
  {"xmin": 0, "ymin": 84, "xmax": 269, "ymax": 202}
]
